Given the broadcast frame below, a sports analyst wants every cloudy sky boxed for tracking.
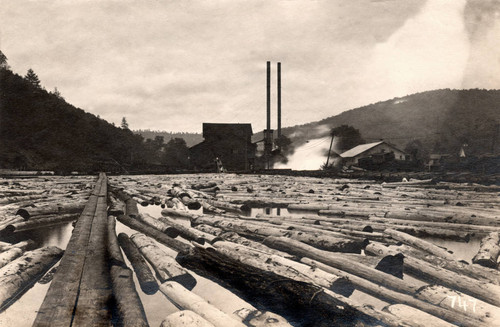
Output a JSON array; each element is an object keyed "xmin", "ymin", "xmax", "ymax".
[{"xmin": 1, "ymin": 0, "xmax": 499, "ymax": 132}]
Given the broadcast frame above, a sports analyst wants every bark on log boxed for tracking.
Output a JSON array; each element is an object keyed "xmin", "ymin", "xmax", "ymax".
[
  {"xmin": 160, "ymin": 310, "xmax": 215, "ymax": 327},
  {"xmin": 0, "ymin": 240, "xmax": 34, "ymax": 252},
  {"xmin": 161, "ymin": 208, "xmax": 201, "ymax": 219},
  {"xmin": 383, "ymin": 304, "xmax": 455, "ymax": 327},
  {"xmin": 472, "ymin": 232, "xmax": 500, "ymax": 268},
  {"xmin": 194, "ymin": 217, "xmax": 367, "ymax": 253},
  {"xmin": 117, "ymin": 233, "xmax": 158, "ymax": 294},
  {"xmin": 367, "ymin": 242, "xmax": 500, "ymax": 285},
  {"xmin": 2, "ymin": 213, "xmax": 79, "ymax": 234},
  {"xmin": 137, "ymin": 213, "xmax": 179, "ymax": 237},
  {"xmin": 232, "ymin": 307, "xmax": 293, "ymax": 327},
  {"xmin": 214, "ymin": 232, "xmax": 295, "ymax": 259},
  {"xmin": 384, "ymin": 228, "xmax": 458, "ymax": 261},
  {"xmin": 0, "ymin": 246, "xmax": 63, "ymax": 312},
  {"xmin": 300, "ymin": 258, "xmax": 487, "ymax": 327},
  {"xmin": 191, "ymin": 182, "xmax": 217, "ymax": 190},
  {"xmin": 15, "ymin": 201, "xmax": 86, "ymax": 220},
  {"xmin": 365, "ymin": 242, "xmax": 500, "ymax": 307},
  {"xmin": 416, "ymin": 285, "xmax": 500, "ymax": 326},
  {"xmin": 0, "ymin": 247, "xmax": 23, "ymax": 269},
  {"xmin": 159, "ymin": 282, "xmax": 246, "ymax": 327},
  {"xmin": 130, "ymin": 233, "xmax": 196, "ymax": 290},
  {"xmin": 200, "ymin": 201, "xmax": 226, "ymax": 214},
  {"xmin": 212, "ymin": 241, "xmax": 351, "ymax": 294},
  {"xmin": 159, "ymin": 216, "xmax": 212, "ymax": 244},
  {"xmin": 171, "ymin": 187, "xmax": 202, "ymax": 210},
  {"xmin": 204, "ymin": 199, "xmax": 250, "ymax": 213},
  {"xmin": 116, "ymin": 214, "xmax": 191, "ymax": 253},
  {"xmin": 194, "ymin": 224, "xmax": 224, "ymax": 236},
  {"xmin": 108, "ymin": 193, "xmax": 125, "ymax": 216},
  {"xmin": 107, "ymin": 217, "xmax": 149, "ymax": 327},
  {"xmin": 125, "ymin": 198, "xmax": 139, "ymax": 218},
  {"xmin": 262, "ymin": 236, "xmax": 420, "ymax": 295},
  {"xmin": 175, "ymin": 247, "xmax": 381, "ymax": 327}
]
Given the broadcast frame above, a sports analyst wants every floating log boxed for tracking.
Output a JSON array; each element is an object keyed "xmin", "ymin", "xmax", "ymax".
[
  {"xmin": 384, "ymin": 228, "xmax": 458, "ymax": 261},
  {"xmin": 15, "ymin": 201, "xmax": 86, "ymax": 220},
  {"xmin": 159, "ymin": 216, "xmax": 212, "ymax": 244},
  {"xmin": 0, "ymin": 247, "xmax": 23, "ymax": 269},
  {"xmin": 159, "ymin": 282, "xmax": 246, "ymax": 327},
  {"xmin": 137, "ymin": 213, "xmax": 179, "ymax": 237},
  {"xmin": 191, "ymin": 182, "xmax": 217, "ymax": 190},
  {"xmin": 231, "ymin": 307, "xmax": 293, "ymax": 327},
  {"xmin": 365, "ymin": 242, "xmax": 500, "ymax": 307},
  {"xmin": 194, "ymin": 217, "xmax": 367, "ymax": 253},
  {"xmin": 194, "ymin": 224, "xmax": 224, "ymax": 236},
  {"xmin": 200, "ymin": 201, "xmax": 225, "ymax": 214},
  {"xmin": 117, "ymin": 233, "xmax": 159, "ymax": 294},
  {"xmin": 301, "ymin": 258, "xmax": 486, "ymax": 327},
  {"xmin": 160, "ymin": 310, "xmax": 215, "ymax": 327},
  {"xmin": 366, "ymin": 242, "xmax": 500, "ymax": 285},
  {"xmin": 212, "ymin": 241, "xmax": 351, "ymax": 294},
  {"xmin": 176, "ymin": 246, "xmax": 385, "ymax": 326},
  {"xmin": 161, "ymin": 208, "xmax": 201, "ymax": 219},
  {"xmin": 383, "ymin": 304, "xmax": 455, "ymax": 327},
  {"xmin": 214, "ymin": 232, "xmax": 295, "ymax": 259},
  {"xmin": 171, "ymin": 187, "xmax": 202, "ymax": 210},
  {"xmin": 72, "ymin": 184, "xmax": 112, "ymax": 326},
  {"xmin": 125, "ymin": 198, "xmax": 139, "ymax": 218},
  {"xmin": 0, "ymin": 246, "xmax": 63, "ymax": 312},
  {"xmin": 2, "ymin": 213, "xmax": 79, "ymax": 234},
  {"xmin": 204, "ymin": 199, "xmax": 250, "ymax": 213},
  {"xmin": 262, "ymin": 236, "xmax": 420, "ymax": 294},
  {"xmin": 130, "ymin": 233, "xmax": 196, "ymax": 290},
  {"xmin": 107, "ymin": 217, "xmax": 149, "ymax": 326},
  {"xmin": 34, "ymin": 173, "xmax": 106, "ymax": 327},
  {"xmin": 416, "ymin": 285, "xmax": 500, "ymax": 325},
  {"xmin": 472, "ymin": 232, "xmax": 500, "ymax": 268},
  {"xmin": 117, "ymin": 214, "xmax": 191, "ymax": 253},
  {"xmin": 108, "ymin": 193, "xmax": 125, "ymax": 216}
]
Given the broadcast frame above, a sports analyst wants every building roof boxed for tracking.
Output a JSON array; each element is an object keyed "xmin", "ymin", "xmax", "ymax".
[
  {"xmin": 202, "ymin": 123, "xmax": 253, "ymax": 138},
  {"xmin": 340, "ymin": 141, "xmax": 405, "ymax": 158}
]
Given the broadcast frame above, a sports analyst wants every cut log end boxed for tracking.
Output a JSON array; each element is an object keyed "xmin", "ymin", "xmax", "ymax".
[{"xmin": 15, "ymin": 208, "xmax": 30, "ymax": 220}]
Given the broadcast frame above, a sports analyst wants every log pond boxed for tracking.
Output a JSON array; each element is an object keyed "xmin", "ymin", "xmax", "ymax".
[{"xmin": 0, "ymin": 173, "xmax": 499, "ymax": 326}]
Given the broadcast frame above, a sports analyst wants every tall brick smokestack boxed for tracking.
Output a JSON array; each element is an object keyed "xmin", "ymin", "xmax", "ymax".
[
  {"xmin": 267, "ymin": 61, "xmax": 271, "ymax": 131},
  {"xmin": 277, "ymin": 62, "xmax": 281, "ymax": 139}
]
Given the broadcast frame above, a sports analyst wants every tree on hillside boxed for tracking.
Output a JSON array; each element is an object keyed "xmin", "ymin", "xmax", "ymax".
[
  {"xmin": 0, "ymin": 50, "xmax": 8, "ymax": 69},
  {"xmin": 163, "ymin": 138, "xmax": 189, "ymax": 169},
  {"xmin": 50, "ymin": 87, "xmax": 65, "ymax": 101},
  {"xmin": 330, "ymin": 125, "xmax": 365, "ymax": 153},
  {"xmin": 404, "ymin": 139, "xmax": 428, "ymax": 164},
  {"xmin": 25, "ymin": 68, "xmax": 41, "ymax": 88},
  {"xmin": 121, "ymin": 117, "xmax": 129, "ymax": 130}
]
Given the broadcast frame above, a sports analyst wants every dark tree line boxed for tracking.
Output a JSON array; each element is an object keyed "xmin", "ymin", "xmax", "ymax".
[{"xmin": 0, "ymin": 53, "xmax": 190, "ymax": 173}]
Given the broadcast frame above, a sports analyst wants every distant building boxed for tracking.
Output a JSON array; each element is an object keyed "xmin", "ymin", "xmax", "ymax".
[
  {"xmin": 189, "ymin": 123, "xmax": 256, "ymax": 171},
  {"xmin": 340, "ymin": 141, "xmax": 408, "ymax": 167}
]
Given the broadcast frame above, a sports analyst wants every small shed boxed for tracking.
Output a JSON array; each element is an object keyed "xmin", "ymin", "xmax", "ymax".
[
  {"xmin": 189, "ymin": 123, "xmax": 256, "ymax": 171},
  {"xmin": 340, "ymin": 141, "xmax": 408, "ymax": 166}
]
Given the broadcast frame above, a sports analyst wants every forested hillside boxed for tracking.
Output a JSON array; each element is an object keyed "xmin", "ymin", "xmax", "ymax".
[
  {"xmin": 278, "ymin": 89, "xmax": 500, "ymax": 158},
  {"xmin": 0, "ymin": 67, "xmax": 157, "ymax": 172}
]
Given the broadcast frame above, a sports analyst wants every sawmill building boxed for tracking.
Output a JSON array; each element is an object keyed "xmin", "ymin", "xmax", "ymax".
[
  {"xmin": 189, "ymin": 123, "xmax": 256, "ymax": 171},
  {"xmin": 340, "ymin": 141, "xmax": 408, "ymax": 167}
]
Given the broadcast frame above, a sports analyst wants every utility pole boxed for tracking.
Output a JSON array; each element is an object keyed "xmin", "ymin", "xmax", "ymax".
[{"xmin": 325, "ymin": 131, "xmax": 335, "ymax": 168}]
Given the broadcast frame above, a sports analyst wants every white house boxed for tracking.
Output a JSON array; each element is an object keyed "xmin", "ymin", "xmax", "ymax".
[{"xmin": 340, "ymin": 141, "xmax": 408, "ymax": 166}]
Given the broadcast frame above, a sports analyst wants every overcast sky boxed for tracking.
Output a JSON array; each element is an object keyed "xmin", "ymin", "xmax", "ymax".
[{"xmin": 1, "ymin": 0, "xmax": 499, "ymax": 133}]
